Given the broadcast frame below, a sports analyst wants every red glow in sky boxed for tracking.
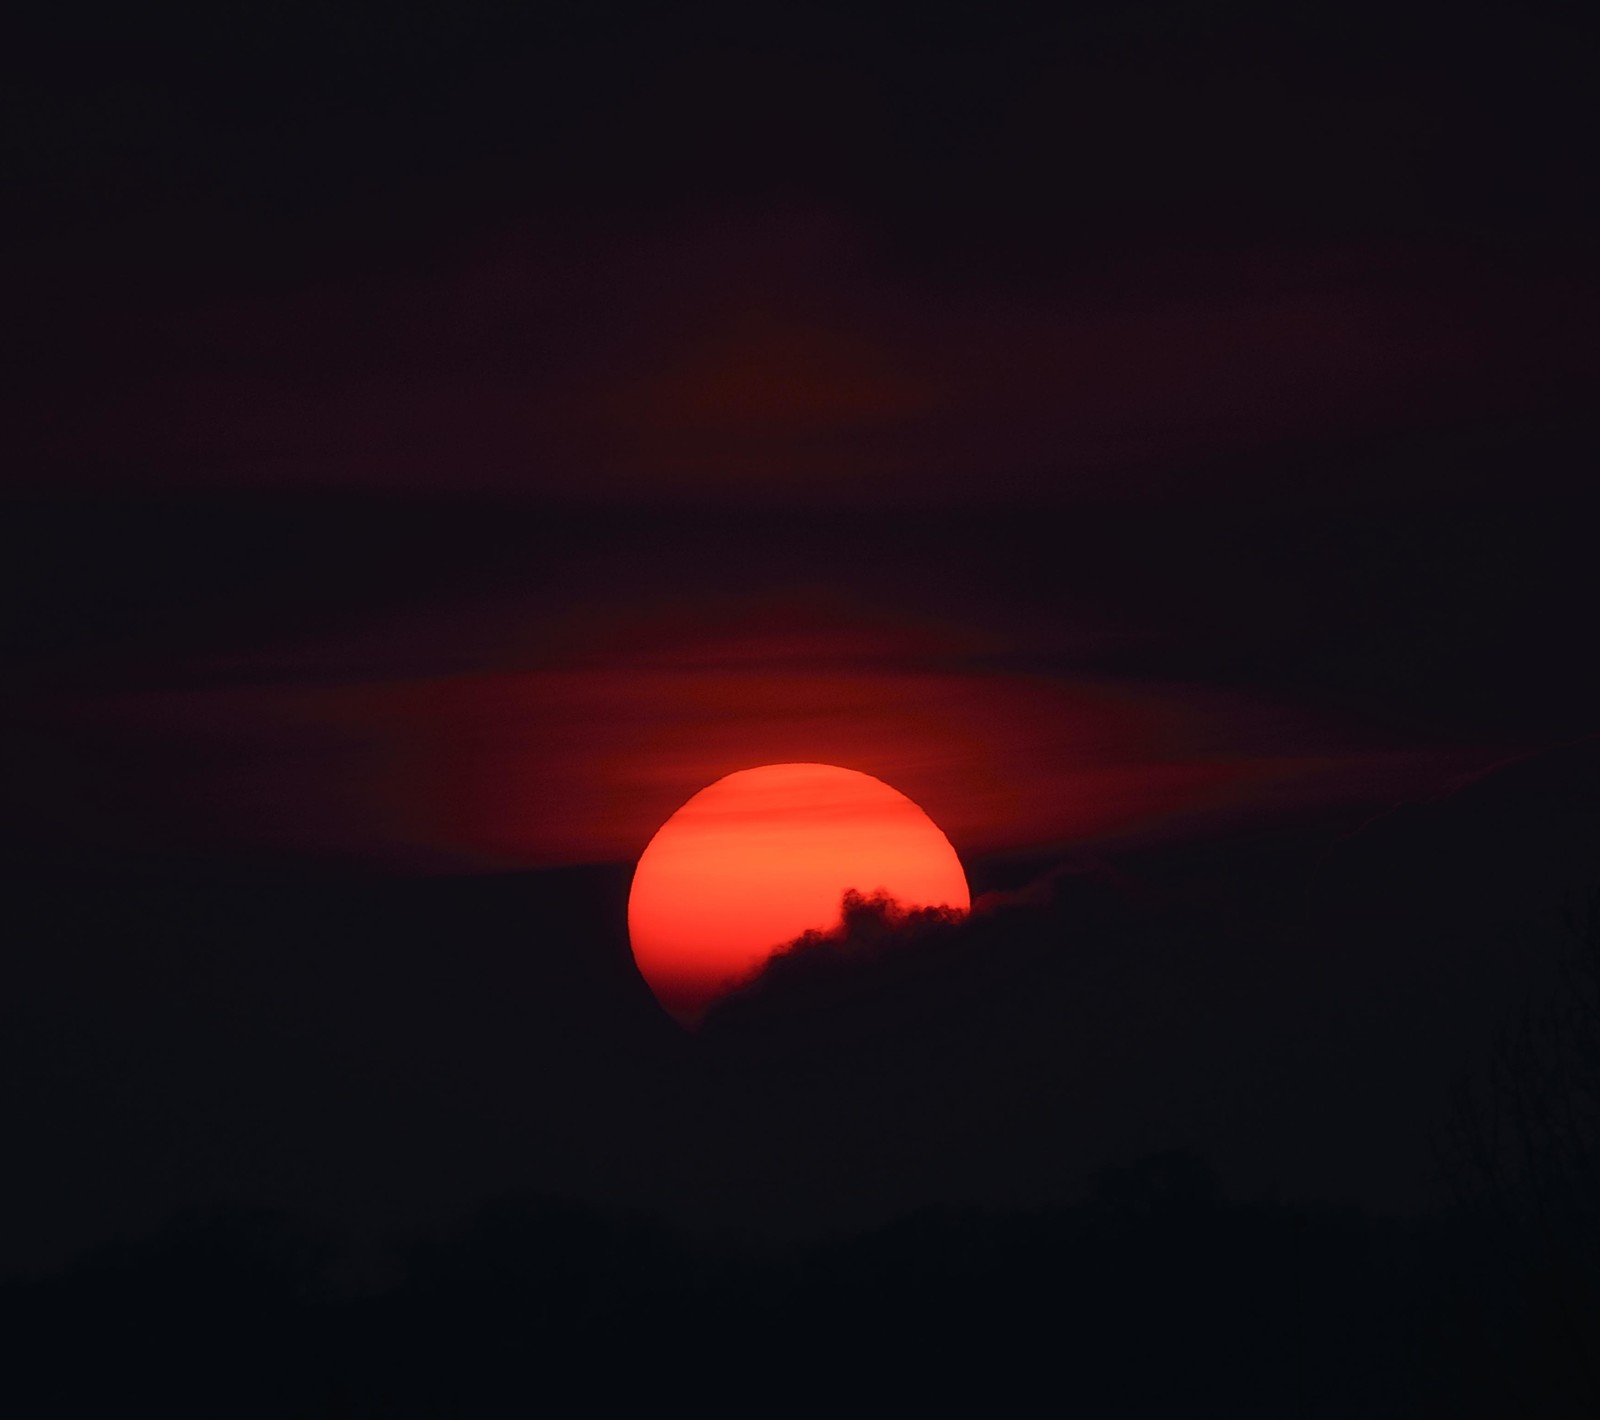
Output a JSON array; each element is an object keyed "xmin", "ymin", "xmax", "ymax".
[{"xmin": 627, "ymin": 763, "xmax": 970, "ymax": 1024}]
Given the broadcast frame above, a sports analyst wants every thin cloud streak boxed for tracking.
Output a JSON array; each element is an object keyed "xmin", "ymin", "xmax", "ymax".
[
  {"xmin": 29, "ymin": 652, "xmax": 1485, "ymax": 871},
  {"xmin": 15, "ymin": 213, "xmax": 1581, "ymax": 505}
]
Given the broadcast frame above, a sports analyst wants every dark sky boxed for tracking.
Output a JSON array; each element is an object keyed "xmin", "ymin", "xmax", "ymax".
[{"xmin": 3, "ymin": 0, "xmax": 1597, "ymax": 1272}]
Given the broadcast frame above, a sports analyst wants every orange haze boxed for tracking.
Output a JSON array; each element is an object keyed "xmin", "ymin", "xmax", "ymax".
[{"xmin": 627, "ymin": 763, "xmax": 970, "ymax": 1024}]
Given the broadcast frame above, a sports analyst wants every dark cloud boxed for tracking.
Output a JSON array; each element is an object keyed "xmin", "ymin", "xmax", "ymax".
[
  {"xmin": 707, "ymin": 888, "xmax": 972, "ymax": 1022},
  {"xmin": 707, "ymin": 864, "xmax": 1145, "ymax": 1027},
  {"xmin": 685, "ymin": 736, "xmax": 1600, "ymax": 1218}
]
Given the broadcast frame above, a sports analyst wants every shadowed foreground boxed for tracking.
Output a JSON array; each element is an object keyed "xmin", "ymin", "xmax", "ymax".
[{"xmin": 4, "ymin": 1156, "xmax": 1594, "ymax": 1418}]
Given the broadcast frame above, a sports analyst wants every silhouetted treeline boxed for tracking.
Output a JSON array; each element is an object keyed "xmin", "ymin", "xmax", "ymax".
[
  {"xmin": 1437, "ymin": 889, "xmax": 1600, "ymax": 1414},
  {"xmin": 4, "ymin": 1157, "xmax": 1595, "ymax": 1418}
]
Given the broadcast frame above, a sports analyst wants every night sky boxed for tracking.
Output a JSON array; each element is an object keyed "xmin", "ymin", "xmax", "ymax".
[{"xmin": 4, "ymin": 0, "xmax": 1598, "ymax": 1322}]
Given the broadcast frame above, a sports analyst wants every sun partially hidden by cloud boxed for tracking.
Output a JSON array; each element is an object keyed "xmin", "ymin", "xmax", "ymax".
[{"xmin": 627, "ymin": 764, "xmax": 969, "ymax": 1025}]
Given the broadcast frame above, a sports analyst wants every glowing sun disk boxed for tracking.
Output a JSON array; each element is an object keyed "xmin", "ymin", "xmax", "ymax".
[{"xmin": 627, "ymin": 763, "xmax": 969, "ymax": 1024}]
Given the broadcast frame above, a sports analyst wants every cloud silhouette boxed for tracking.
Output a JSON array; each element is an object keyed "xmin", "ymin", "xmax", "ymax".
[
  {"xmin": 749, "ymin": 888, "xmax": 962, "ymax": 979},
  {"xmin": 698, "ymin": 862, "xmax": 1135, "ymax": 1037}
]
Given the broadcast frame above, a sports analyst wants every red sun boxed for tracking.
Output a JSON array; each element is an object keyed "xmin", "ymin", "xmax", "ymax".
[{"xmin": 628, "ymin": 763, "xmax": 970, "ymax": 1025}]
